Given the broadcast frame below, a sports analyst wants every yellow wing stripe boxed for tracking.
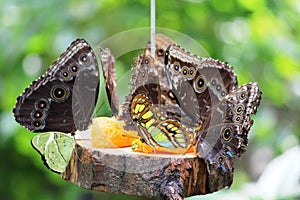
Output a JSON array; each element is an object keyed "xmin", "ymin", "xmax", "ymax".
[{"xmin": 142, "ymin": 110, "xmax": 153, "ymax": 119}]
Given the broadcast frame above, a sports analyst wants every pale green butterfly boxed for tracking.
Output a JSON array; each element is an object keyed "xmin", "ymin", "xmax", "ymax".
[{"xmin": 31, "ymin": 132, "xmax": 75, "ymax": 173}]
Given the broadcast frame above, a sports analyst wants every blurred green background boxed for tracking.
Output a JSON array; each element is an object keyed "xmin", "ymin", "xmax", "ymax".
[{"xmin": 1, "ymin": 0, "xmax": 300, "ymax": 199}]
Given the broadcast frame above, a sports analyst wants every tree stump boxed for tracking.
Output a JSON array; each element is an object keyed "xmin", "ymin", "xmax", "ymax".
[{"xmin": 61, "ymin": 130, "xmax": 233, "ymax": 199}]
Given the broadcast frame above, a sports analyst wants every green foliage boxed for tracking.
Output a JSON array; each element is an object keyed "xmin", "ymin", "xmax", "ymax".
[{"xmin": 1, "ymin": 0, "xmax": 299, "ymax": 199}]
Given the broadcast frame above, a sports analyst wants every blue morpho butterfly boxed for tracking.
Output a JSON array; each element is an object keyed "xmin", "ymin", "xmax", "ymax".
[
  {"xmin": 13, "ymin": 39, "xmax": 100, "ymax": 133},
  {"xmin": 164, "ymin": 44, "xmax": 262, "ymax": 173},
  {"xmin": 13, "ymin": 39, "xmax": 102, "ymax": 172},
  {"xmin": 13, "ymin": 38, "xmax": 121, "ymax": 172}
]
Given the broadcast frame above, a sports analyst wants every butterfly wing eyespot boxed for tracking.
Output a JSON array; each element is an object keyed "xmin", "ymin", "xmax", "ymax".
[
  {"xmin": 235, "ymin": 104, "xmax": 245, "ymax": 114},
  {"xmin": 69, "ymin": 63, "xmax": 79, "ymax": 74},
  {"xmin": 34, "ymin": 98, "xmax": 50, "ymax": 110},
  {"xmin": 143, "ymin": 56, "xmax": 150, "ymax": 67},
  {"xmin": 233, "ymin": 115, "xmax": 242, "ymax": 123},
  {"xmin": 222, "ymin": 127, "xmax": 233, "ymax": 142},
  {"xmin": 156, "ymin": 48, "xmax": 164, "ymax": 57},
  {"xmin": 181, "ymin": 66, "xmax": 189, "ymax": 78},
  {"xmin": 137, "ymin": 68, "xmax": 147, "ymax": 83},
  {"xmin": 188, "ymin": 67, "xmax": 196, "ymax": 79},
  {"xmin": 61, "ymin": 70, "xmax": 71, "ymax": 79},
  {"xmin": 31, "ymin": 110, "xmax": 45, "ymax": 120},
  {"xmin": 211, "ymin": 78, "xmax": 217, "ymax": 86},
  {"xmin": 194, "ymin": 75, "xmax": 207, "ymax": 93},
  {"xmin": 216, "ymin": 84, "xmax": 222, "ymax": 91},
  {"xmin": 79, "ymin": 53, "xmax": 90, "ymax": 65},
  {"xmin": 172, "ymin": 62, "xmax": 181, "ymax": 73},
  {"xmin": 239, "ymin": 92, "xmax": 247, "ymax": 100},
  {"xmin": 32, "ymin": 119, "xmax": 45, "ymax": 129},
  {"xmin": 50, "ymin": 85, "xmax": 69, "ymax": 102},
  {"xmin": 221, "ymin": 91, "xmax": 227, "ymax": 97}
]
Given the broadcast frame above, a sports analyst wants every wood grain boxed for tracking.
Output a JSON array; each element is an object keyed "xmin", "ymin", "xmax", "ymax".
[{"xmin": 61, "ymin": 130, "xmax": 233, "ymax": 199}]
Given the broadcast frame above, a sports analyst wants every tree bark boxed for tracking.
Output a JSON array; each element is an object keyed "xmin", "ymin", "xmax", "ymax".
[{"xmin": 62, "ymin": 132, "xmax": 233, "ymax": 199}]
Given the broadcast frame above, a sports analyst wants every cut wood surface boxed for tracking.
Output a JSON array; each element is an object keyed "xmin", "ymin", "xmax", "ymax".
[{"xmin": 61, "ymin": 129, "xmax": 233, "ymax": 199}]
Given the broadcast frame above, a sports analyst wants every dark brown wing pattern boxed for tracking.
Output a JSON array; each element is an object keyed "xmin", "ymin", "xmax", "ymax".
[{"xmin": 13, "ymin": 39, "xmax": 99, "ymax": 133}]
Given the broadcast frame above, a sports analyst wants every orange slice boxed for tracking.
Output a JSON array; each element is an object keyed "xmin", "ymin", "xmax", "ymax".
[
  {"xmin": 132, "ymin": 139, "xmax": 155, "ymax": 153},
  {"xmin": 132, "ymin": 139, "xmax": 196, "ymax": 154},
  {"xmin": 92, "ymin": 117, "xmax": 139, "ymax": 148}
]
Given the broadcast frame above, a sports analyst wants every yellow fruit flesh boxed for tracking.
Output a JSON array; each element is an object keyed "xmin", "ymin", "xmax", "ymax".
[
  {"xmin": 92, "ymin": 117, "xmax": 138, "ymax": 148},
  {"xmin": 92, "ymin": 117, "xmax": 195, "ymax": 155}
]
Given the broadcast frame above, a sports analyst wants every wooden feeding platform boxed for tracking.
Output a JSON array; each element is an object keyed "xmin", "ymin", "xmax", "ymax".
[{"xmin": 61, "ymin": 128, "xmax": 233, "ymax": 199}]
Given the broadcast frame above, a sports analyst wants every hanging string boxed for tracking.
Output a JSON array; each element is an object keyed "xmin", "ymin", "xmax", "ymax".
[{"xmin": 150, "ymin": 0, "xmax": 156, "ymax": 58}]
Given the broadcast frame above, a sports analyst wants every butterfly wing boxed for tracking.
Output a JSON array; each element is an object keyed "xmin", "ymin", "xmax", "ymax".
[
  {"xmin": 119, "ymin": 54, "xmax": 162, "ymax": 129},
  {"xmin": 13, "ymin": 39, "xmax": 99, "ymax": 133},
  {"xmin": 144, "ymin": 33, "xmax": 176, "ymax": 87},
  {"xmin": 118, "ymin": 50, "xmax": 193, "ymax": 150},
  {"xmin": 131, "ymin": 94, "xmax": 194, "ymax": 150},
  {"xmin": 31, "ymin": 132, "xmax": 75, "ymax": 173},
  {"xmin": 165, "ymin": 44, "xmax": 238, "ymax": 126},
  {"xmin": 119, "ymin": 35, "xmax": 196, "ymax": 150},
  {"xmin": 99, "ymin": 48, "xmax": 119, "ymax": 116},
  {"xmin": 119, "ymin": 34, "xmax": 179, "ymax": 128},
  {"xmin": 196, "ymin": 83, "xmax": 262, "ymax": 172}
]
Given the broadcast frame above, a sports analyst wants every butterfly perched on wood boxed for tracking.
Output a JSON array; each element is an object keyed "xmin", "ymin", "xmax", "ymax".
[
  {"xmin": 131, "ymin": 94, "xmax": 194, "ymax": 152},
  {"xmin": 119, "ymin": 34, "xmax": 178, "ymax": 122},
  {"xmin": 126, "ymin": 53, "xmax": 194, "ymax": 152},
  {"xmin": 164, "ymin": 44, "xmax": 262, "ymax": 172},
  {"xmin": 13, "ymin": 39, "xmax": 99, "ymax": 133},
  {"xmin": 31, "ymin": 132, "xmax": 75, "ymax": 173},
  {"xmin": 121, "ymin": 34, "xmax": 262, "ymax": 173},
  {"xmin": 119, "ymin": 34, "xmax": 196, "ymax": 152}
]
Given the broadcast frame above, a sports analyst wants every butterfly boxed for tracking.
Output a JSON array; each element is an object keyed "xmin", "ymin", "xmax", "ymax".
[
  {"xmin": 119, "ymin": 35, "xmax": 195, "ymax": 151},
  {"xmin": 165, "ymin": 44, "xmax": 238, "ymax": 127},
  {"xmin": 31, "ymin": 132, "xmax": 75, "ymax": 173},
  {"xmin": 131, "ymin": 93, "xmax": 194, "ymax": 152},
  {"xmin": 13, "ymin": 39, "xmax": 99, "ymax": 133},
  {"xmin": 118, "ymin": 34, "xmax": 180, "ymax": 130},
  {"xmin": 99, "ymin": 48, "xmax": 119, "ymax": 116},
  {"xmin": 121, "ymin": 35, "xmax": 262, "ymax": 173},
  {"xmin": 165, "ymin": 44, "xmax": 262, "ymax": 172}
]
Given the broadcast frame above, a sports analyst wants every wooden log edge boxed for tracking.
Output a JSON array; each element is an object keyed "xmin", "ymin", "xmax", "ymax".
[{"xmin": 61, "ymin": 132, "xmax": 233, "ymax": 199}]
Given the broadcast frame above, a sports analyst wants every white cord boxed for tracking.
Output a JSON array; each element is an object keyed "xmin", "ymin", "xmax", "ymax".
[{"xmin": 150, "ymin": 0, "xmax": 156, "ymax": 58}]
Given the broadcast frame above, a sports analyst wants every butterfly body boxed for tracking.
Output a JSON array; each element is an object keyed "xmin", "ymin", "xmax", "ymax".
[{"xmin": 13, "ymin": 39, "xmax": 99, "ymax": 133}]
